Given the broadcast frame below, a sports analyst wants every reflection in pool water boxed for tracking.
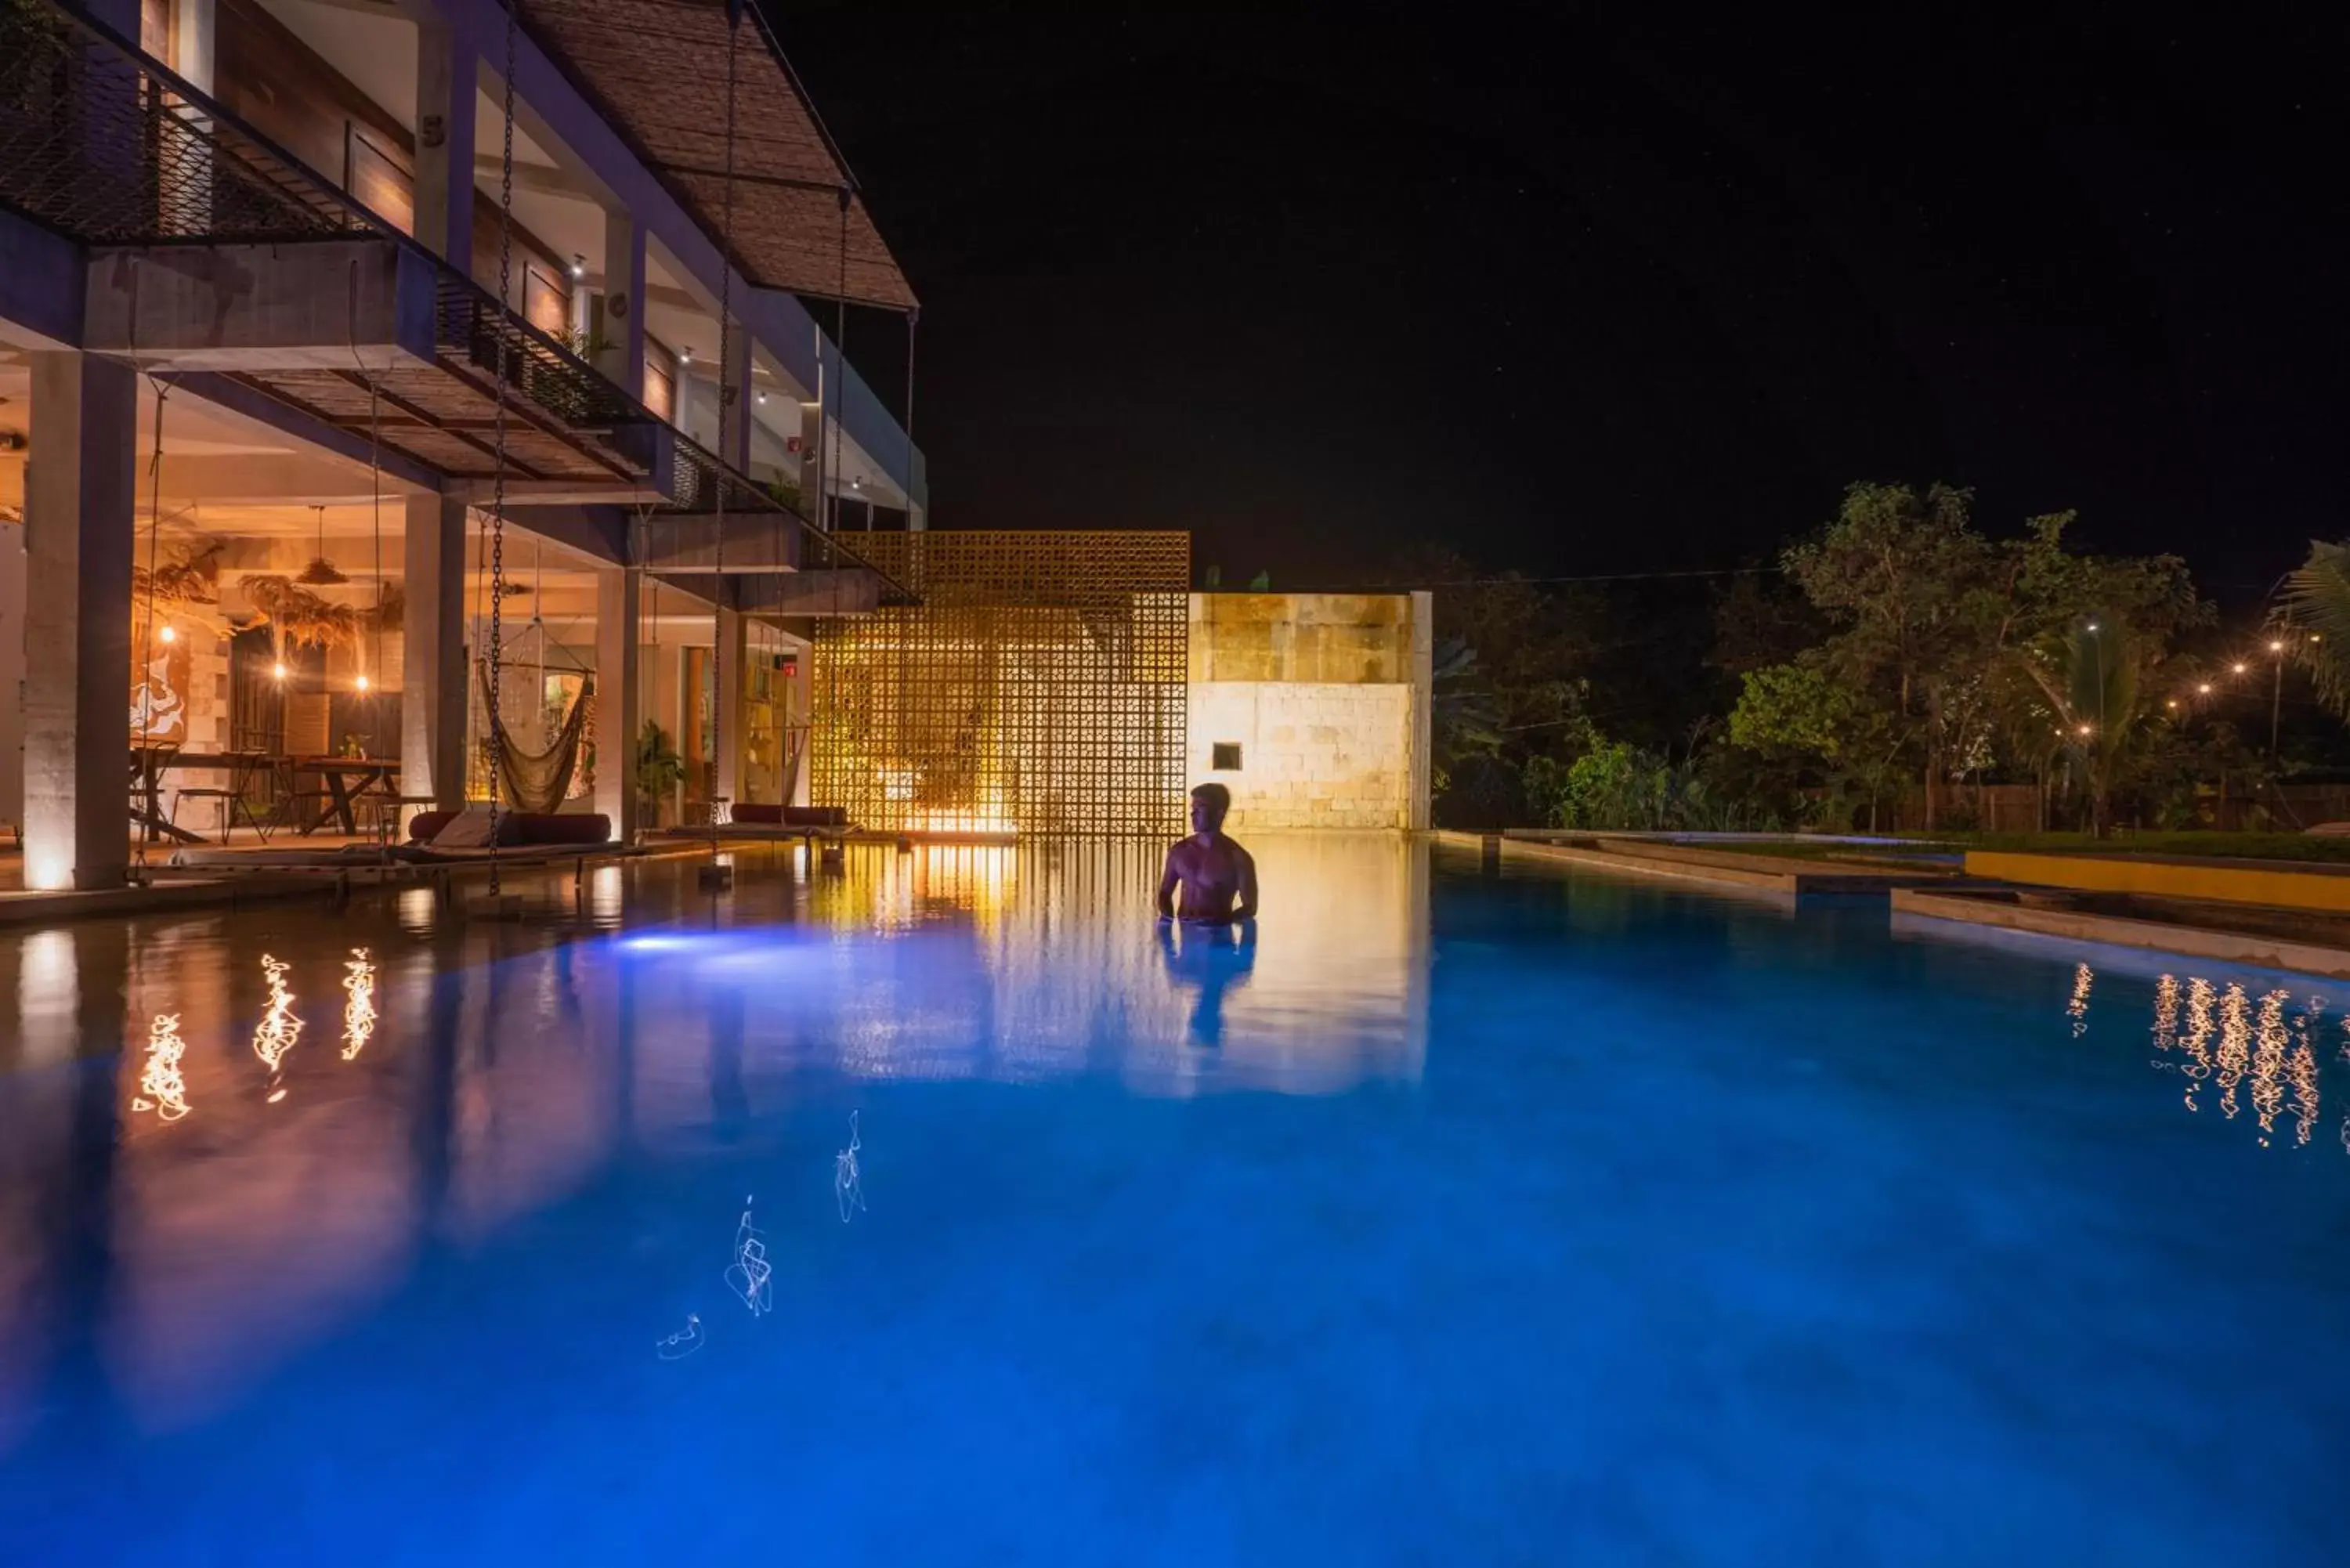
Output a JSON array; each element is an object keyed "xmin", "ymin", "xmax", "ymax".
[
  {"xmin": 2138, "ymin": 966, "xmax": 2335, "ymax": 1150},
  {"xmin": 3, "ymin": 836, "xmax": 2349, "ymax": 1564}
]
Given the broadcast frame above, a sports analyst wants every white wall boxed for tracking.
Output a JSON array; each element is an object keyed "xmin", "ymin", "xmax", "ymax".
[
  {"xmin": 1189, "ymin": 681, "xmax": 1416, "ymax": 830},
  {"xmin": 1186, "ymin": 591, "xmax": 1430, "ymax": 830}
]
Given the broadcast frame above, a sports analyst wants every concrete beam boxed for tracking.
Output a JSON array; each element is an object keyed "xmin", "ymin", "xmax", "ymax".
[
  {"xmin": 734, "ymin": 570, "xmax": 881, "ymax": 618},
  {"xmin": 159, "ymin": 373, "xmax": 445, "ymax": 494},
  {"xmin": 639, "ymin": 513, "xmax": 801, "ymax": 573},
  {"xmin": 146, "ymin": 450, "xmax": 425, "ymax": 507},
  {"xmin": 437, "ymin": 501, "xmax": 626, "ymax": 565},
  {"xmin": 0, "ymin": 209, "xmax": 85, "ymax": 352},
  {"xmin": 82, "ymin": 241, "xmax": 438, "ymax": 373}
]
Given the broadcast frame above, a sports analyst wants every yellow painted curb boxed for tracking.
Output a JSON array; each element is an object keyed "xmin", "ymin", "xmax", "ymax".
[{"xmin": 1965, "ymin": 851, "xmax": 2350, "ymax": 913}]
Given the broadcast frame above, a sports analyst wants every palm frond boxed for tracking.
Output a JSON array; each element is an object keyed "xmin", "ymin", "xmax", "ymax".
[{"xmin": 2280, "ymin": 540, "xmax": 2350, "ymax": 719}]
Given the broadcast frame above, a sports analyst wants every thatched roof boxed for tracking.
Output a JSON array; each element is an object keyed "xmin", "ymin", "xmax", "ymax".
[{"xmin": 515, "ymin": 0, "xmax": 917, "ymax": 310}]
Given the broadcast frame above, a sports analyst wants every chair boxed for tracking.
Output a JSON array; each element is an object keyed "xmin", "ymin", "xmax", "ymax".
[
  {"xmin": 130, "ymin": 741, "xmax": 182, "ymax": 843},
  {"xmin": 173, "ymin": 751, "xmax": 277, "ymax": 845},
  {"xmin": 365, "ymin": 788, "xmax": 439, "ymax": 845}
]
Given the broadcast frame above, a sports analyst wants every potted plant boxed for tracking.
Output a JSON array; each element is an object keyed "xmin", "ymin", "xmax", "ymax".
[{"xmin": 634, "ymin": 719, "xmax": 685, "ymax": 829}]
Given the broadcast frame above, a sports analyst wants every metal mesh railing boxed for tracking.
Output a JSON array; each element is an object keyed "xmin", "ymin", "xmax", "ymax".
[
  {"xmin": 432, "ymin": 269, "xmax": 645, "ymax": 433},
  {"xmin": 810, "ymin": 532, "xmax": 1189, "ymax": 835},
  {"xmin": 0, "ymin": 0, "xmax": 366, "ymax": 244}
]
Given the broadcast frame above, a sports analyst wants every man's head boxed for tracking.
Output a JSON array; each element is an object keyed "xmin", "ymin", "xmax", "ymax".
[{"xmin": 1189, "ymin": 782, "xmax": 1231, "ymax": 836}]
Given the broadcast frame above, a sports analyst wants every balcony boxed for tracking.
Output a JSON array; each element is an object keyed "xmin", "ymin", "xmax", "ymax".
[{"xmin": 0, "ymin": 0, "xmax": 909, "ymax": 602}]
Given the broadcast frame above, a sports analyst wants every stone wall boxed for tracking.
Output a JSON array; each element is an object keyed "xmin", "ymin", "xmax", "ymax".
[{"xmin": 1188, "ymin": 592, "xmax": 1431, "ymax": 830}]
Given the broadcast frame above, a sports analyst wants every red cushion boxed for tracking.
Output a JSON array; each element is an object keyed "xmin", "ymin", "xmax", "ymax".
[{"xmin": 406, "ymin": 809, "xmax": 610, "ymax": 846}]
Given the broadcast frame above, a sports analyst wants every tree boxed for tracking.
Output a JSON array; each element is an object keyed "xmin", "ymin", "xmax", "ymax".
[
  {"xmin": 2281, "ymin": 540, "xmax": 2350, "ymax": 719},
  {"xmin": 1781, "ymin": 482, "xmax": 2005, "ymax": 828}
]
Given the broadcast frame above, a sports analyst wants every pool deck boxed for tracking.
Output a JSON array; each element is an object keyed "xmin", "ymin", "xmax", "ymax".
[
  {"xmin": 0, "ymin": 833, "xmax": 701, "ymax": 928},
  {"xmin": 1893, "ymin": 884, "xmax": 2350, "ymax": 980},
  {"xmin": 1488, "ymin": 832, "xmax": 1951, "ymax": 894},
  {"xmin": 1964, "ymin": 848, "xmax": 2350, "ymax": 913},
  {"xmin": 1449, "ymin": 829, "xmax": 2350, "ymax": 979}
]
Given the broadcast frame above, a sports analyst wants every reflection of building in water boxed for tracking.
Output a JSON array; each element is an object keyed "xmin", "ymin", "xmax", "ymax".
[
  {"xmin": 0, "ymin": 836, "xmax": 1432, "ymax": 1449},
  {"xmin": 2149, "ymin": 970, "xmax": 2333, "ymax": 1154},
  {"xmin": 2068, "ymin": 963, "xmax": 2093, "ymax": 1037},
  {"xmin": 341, "ymin": 950, "xmax": 378, "ymax": 1061},
  {"xmin": 250, "ymin": 956, "xmax": 302, "ymax": 1102}
]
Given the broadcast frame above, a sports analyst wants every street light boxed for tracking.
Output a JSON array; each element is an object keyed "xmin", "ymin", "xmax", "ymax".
[{"xmin": 2270, "ymin": 638, "xmax": 2287, "ymax": 760}]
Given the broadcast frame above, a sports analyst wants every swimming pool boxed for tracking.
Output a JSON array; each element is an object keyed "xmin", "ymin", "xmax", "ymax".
[{"xmin": 2, "ymin": 836, "xmax": 2344, "ymax": 1564}]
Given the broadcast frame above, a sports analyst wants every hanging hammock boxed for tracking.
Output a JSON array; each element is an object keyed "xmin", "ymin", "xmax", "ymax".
[{"xmin": 478, "ymin": 664, "xmax": 593, "ymax": 814}]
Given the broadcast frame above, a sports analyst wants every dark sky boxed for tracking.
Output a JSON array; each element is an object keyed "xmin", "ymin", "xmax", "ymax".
[{"xmin": 776, "ymin": 4, "xmax": 2348, "ymax": 598}]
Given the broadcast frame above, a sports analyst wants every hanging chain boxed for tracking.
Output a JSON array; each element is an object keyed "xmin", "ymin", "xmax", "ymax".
[
  {"xmin": 707, "ymin": 0, "xmax": 739, "ymax": 837},
  {"xmin": 486, "ymin": 0, "xmax": 519, "ymax": 891},
  {"xmin": 134, "ymin": 375, "xmax": 168, "ymax": 875}
]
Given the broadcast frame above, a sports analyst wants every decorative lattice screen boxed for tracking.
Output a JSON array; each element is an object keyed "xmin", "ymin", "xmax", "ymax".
[{"xmin": 809, "ymin": 532, "xmax": 1188, "ymax": 836}]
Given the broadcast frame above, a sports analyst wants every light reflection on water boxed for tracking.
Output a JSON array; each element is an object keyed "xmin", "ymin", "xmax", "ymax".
[
  {"xmin": 0, "ymin": 836, "xmax": 1428, "ymax": 1440},
  {"xmin": 2093, "ymin": 960, "xmax": 2340, "ymax": 1152}
]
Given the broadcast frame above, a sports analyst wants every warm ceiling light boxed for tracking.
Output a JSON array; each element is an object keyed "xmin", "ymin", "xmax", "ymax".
[
  {"xmin": 2164, "ymin": 699, "xmax": 2178, "ymax": 709},
  {"xmin": 678, "ymin": 347, "xmax": 694, "ymax": 363},
  {"xmin": 2196, "ymin": 682, "xmax": 2212, "ymax": 695},
  {"xmin": 2084, "ymin": 620, "xmax": 2099, "ymax": 632},
  {"xmin": 272, "ymin": 661, "xmax": 289, "ymax": 681},
  {"xmin": 157, "ymin": 623, "xmax": 176, "ymax": 644},
  {"xmin": 2269, "ymin": 639, "xmax": 2286, "ymax": 652},
  {"xmin": 570, "ymin": 255, "xmax": 587, "ymax": 280},
  {"xmin": 355, "ymin": 674, "xmax": 371, "ymax": 693},
  {"xmin": 755, "ymin": 390, "xmax": 767, "ymax": 403},
  {"xmin": 2232, "ymin": 662, "xmax": 2247, "ymax": 674},
  {"xmin": 2076, "ymin": 724, "xmax": 2092, "ymax": 736}
]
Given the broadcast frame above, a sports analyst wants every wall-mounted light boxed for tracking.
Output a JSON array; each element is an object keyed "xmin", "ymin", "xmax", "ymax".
[
  {"xmin": 570, "ymin": 254, "xmax": 587, "ymax": 280},
  {"xmin": 2268, "ymin": 638, "xmax": 2286, "ymax": 653},
  {"xmin": 157, "ymin": 623, "xmax": 177, "ymax": 644},
  {"xmin": 272, "ymin": 661, "xmax": 289, "ymax": 681},
  {"xmin": 678, "ymin": 347, "xmax": 694, "ymax": 364},
  {"xmin": 355, "ymin": 674, "xmax": 371, "ymax": 693},
  {"xmin": 755, "ymin": 390, "xmax": 767, "ymax": 404}
]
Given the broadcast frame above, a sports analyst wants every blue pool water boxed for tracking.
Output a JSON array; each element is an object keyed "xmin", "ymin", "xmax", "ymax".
[{"xmin": 2, "ymin": 836, "xmax": 2346, "ymax": 1564}]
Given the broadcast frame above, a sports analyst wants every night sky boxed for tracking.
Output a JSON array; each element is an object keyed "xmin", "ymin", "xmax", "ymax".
[{"xmin": 777, "ymin": 5, "xmax": 2348, "ymax": 599}]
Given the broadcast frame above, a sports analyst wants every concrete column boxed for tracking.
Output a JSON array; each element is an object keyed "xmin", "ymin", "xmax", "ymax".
[
  {"xmin": 402, "ymin": 495, "xmax": 468, "ymax": 811},
  {"xmin": 718, "ymin": 320, "xmax": 752, "ymax": 473},
  {"xmin": 594, "ymin": 210, "xmax": 646, "ymax": 399},
  {"xmin": 22, "ymin": 353, "xmax": 136, "ymax": 891},
  {"xmin": 797, "ymin": 400, "xmax": 822, "ymax": 520},
  {"xmin": 713, "ymin": 604, "xmax": 743, "ymax": 813},
  {"xmin": 592, "ymin": 564, "xmax": 640, "ymax": 841},
  {"xmin": 413, "ymin": 8, "xmax": 478, "ymax": 274},
  {"xmin": 646, "ymin": 637, "xmax": 682, "ymax": 824},
  {"xmin": 0, "ymin": 515, "xmax": 24, "ymax": 836},
  {"xmin": 785, "ymin": 634, "xmax": 812, "ymax": 807},
  {"xmin": 1408, "ymin": 589, "xmax": 1434, "ymax": 833},
  {"xmin": 171, "ymin": 0, "xmax": 215, "ymax": 89}
]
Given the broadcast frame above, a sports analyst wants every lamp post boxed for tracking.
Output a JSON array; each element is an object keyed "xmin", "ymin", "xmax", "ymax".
[{"xmin": 2268, "ymin": 638, "xmax": 2287, "ymax": 761}]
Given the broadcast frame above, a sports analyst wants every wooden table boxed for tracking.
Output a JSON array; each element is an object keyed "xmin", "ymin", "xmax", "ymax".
[
  {"xmin": 293, "ymin": 757, "xmax": 399, "ymax": 836},
  {"xmin": 131, "ymin": 747, "xmax": 249, "ymax": 845}
]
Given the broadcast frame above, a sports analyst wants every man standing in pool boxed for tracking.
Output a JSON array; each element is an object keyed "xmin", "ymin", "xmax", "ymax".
[{"xmin": 1157, "ymin": 782, "xmax": 1259, "ymax": 923}]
